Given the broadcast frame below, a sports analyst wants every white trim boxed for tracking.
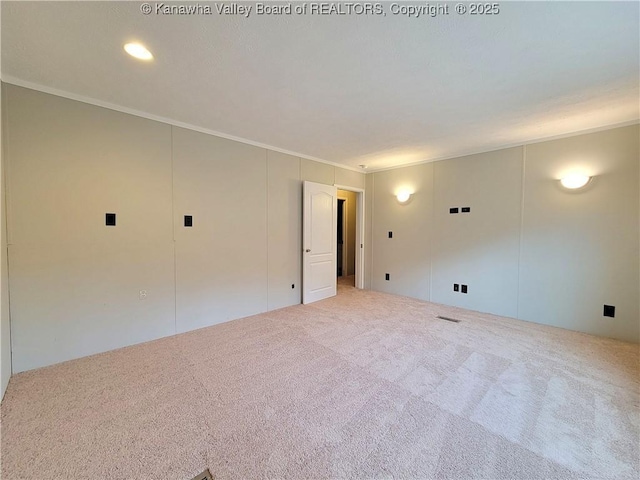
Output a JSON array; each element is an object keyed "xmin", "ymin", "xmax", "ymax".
[
  {"xmin": 516, "ymin": 145, "xmax": 527, "ymax": 320},
  {"xmin": 334, "ymin": 184, "xmax": 365, "ymax": 290},
  {"xmin": 1, "ymin": 76, "xmax": 364, "ymax": 173},
  {"xmin": 336, "ymin": 194, "xmax": 348, "ymax": 278},
  {"xmin": 5, "ymin": 77, "xmax": 632, "ymax": 177},
  {"xmin": 5, "ymin": 77, "xmax": 634, "ymax": 176},
  {"xmin": 334, "ymin": 185, "xmax": 365, "ymax": 193},
  {"xmin": 364, "ymin": 120, "xmax": 640, "ymax": 173}
]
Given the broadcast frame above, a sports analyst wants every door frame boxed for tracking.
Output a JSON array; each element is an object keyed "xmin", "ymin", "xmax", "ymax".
[
  {"xmin": 334, "ymin": 184, "xmax": 365, "ymax": 289},
  {"xmin": 336, "ymin": 194, "xmax": 348, "ymax": 277}
]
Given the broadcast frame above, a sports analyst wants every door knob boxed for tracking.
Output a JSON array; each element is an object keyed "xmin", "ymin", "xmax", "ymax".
[{"xmin": 305, "ymin": 249, "xmax": 311, "ymax": 252}]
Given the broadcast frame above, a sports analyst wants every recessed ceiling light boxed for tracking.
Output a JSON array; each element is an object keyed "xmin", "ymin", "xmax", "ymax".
[{"xmin": 124, "ymin": 42, "xmax": 153, "ymax": 61}]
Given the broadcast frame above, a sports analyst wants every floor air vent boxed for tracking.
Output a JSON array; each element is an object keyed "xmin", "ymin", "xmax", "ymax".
[
  {"xmin": 191, "ymin": 469, "xmax": 213, "ymax": 480},
  {"xmin": 437, "ymin": 315, "xmax": 461, "ymax": 323}
]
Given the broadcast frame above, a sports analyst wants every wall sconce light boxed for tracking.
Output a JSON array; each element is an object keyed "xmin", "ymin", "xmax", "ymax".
[
  {"xmin": 560, "ymin": 174, "xmax": 592, "ymax": 190},
  {"xmin": 396, "ymin": 190, "xmax": 412, "ymax": 203}
]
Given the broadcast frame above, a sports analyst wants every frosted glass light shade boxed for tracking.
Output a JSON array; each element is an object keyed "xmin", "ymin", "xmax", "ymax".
[
  {"xmin": 560, "ymin": 174, "xmax": 591, "ymax": 189},
  {"xmin": 396, "ymin": 191, "xmax": 411, "ymax": 203}
]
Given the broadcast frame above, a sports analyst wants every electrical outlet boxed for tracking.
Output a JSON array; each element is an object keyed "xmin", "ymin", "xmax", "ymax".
[
  {"xmin": 461, "ymin": 207, "xmax": 471, "ymax": 213},
  {"xmin": 105, "ymin": 213, "xmax": 116, "ymax": 226},
  {"xmin": 388, "ymin": 231, "xmax": 393, "ymax": 238},
  {"xmin": 603, "ymin": 305, "xmax": 615, "ymax": 317},
  {"xmin": 184, "ymin": 215, "xmax": 193, "ymax": 227},
  {"xmin": 139, "ymin": 290, "xmax": 147, "ymax": 300},
  {"xmin": 449, "ymin": 207, "xmax": 459, "ymax": 214},
  {"xmin": 385, "ymin": 273, "xmax": 390, "ymax": 281},
  {"xmin": 291, "ymin": 284, "xmax": 295, "ymax": 289},
  {"xmin": 461, "ymin": 285, "xmax": 468, "ymax": 294},
  {"xmin": 453, "ymin": 283, "xmax": 459, "ymax": 292}
]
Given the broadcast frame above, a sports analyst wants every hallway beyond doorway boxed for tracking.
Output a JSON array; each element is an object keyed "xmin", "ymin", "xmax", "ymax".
[{"xmin": 338, "ymin": 275, "xmax": 355, "ymax": 288}]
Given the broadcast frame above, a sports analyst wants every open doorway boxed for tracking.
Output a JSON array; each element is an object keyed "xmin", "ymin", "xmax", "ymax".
[
  {"xmin": 337, "ymin": 198, "xmax": 347, "ymax": 278},
  {"xmin": 336, "ymin": 193, "xmax": 353, "ymax": 286},
  {"xmin": 302, "ymin": 181, "xmax": 364, "ymax": 303},
  {"xmin": 336, "ymin": 187, "xmax": 364, "ymax": 290}
]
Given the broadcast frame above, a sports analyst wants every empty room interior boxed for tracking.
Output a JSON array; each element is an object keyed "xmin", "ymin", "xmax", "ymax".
[{"xmin": 0, "ymin": 1, "xmax": 638, "ymax": 479}]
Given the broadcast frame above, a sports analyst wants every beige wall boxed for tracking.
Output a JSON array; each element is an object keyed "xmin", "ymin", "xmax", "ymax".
[
  {"xmin": 301, "ymin": 158, "xmax": 333, "ymax": 185},
  {"xmin": 336, "ymin": 168, "xmax": 365, "ymax": 190},
  {"xmin": 6, "ymin": 85, "xmax": 176, "ymax": 372},
  {"xmin": 10, "ymin": 79, "xmax": 634, "ymax": 376},
  {"xmin": 519, "ymin": 127, "xmax": 639, "ymax": 342},
  {"xmin": 367, "ymin": 125, "xmax": 639, "ymax": 343},
  {"xmin": 371, "ymin": 163, "xmax": 434, "ymax": 300},
  {"xmin": 431, "ymin": 148, "xmax": 522, "ymax": 318},
  {"xmin": 268, "ymin": 151, "xmax": 302, "ymax": 310},
  {"xmin": 3, "ymin": 85, "xmax": 366, "ymax": 372},
  {"xmin": 364, "ymin": 174, "xmax": 374, "ymax": 289},
  {"xmin": 1, "ymin": 83, "xmax": 11, "ymax": 398},
  {"xmin": 172, "ymin": 127, "xmax": 268, "ymax": 333}
]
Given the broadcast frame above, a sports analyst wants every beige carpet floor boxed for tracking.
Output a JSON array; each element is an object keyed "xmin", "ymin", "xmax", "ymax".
[
  {"xmin": 338, "ymin": 275, "xmax": 356, "ymax": 287},
  {"xmin": 1, "ymin": 284, "xmax": 638, "ymax": 480}
]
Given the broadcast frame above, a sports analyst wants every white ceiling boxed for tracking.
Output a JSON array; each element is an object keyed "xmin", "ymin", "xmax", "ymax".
[{"xmin": 2, "ymin": 1, "xmax": 638, "ymax": 171}]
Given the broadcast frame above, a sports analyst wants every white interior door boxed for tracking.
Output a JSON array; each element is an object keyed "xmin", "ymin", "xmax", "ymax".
[{"xmin": 303, "ymin": 181, "xmax": 337, "ymax": 304}]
